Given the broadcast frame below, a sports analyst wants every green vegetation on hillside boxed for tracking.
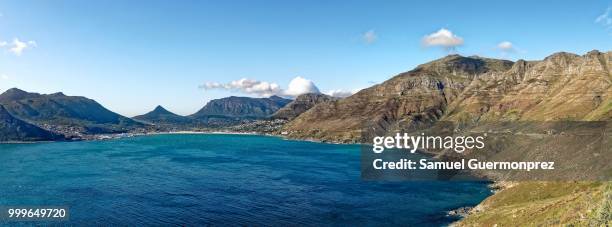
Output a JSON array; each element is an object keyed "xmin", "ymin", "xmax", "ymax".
[{"xmin": 457, "ymin": 182, "xmax": 611, "ymax": 226}]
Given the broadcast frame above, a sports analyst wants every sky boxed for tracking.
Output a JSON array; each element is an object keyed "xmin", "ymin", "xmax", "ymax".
[{"xmin": 0, "ymin": 0, "xmax": 610, "ymax": 116}]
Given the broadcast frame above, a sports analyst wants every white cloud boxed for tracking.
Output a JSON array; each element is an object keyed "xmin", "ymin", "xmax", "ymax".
[
  {"xmin": 363, "ymin": 30, "xmax": 377, "ymax": 44},
  {"xmin": 497, "ymin": 41, "xmax": 514, "ymax": 51},
  {"xmin": 325, "ymin": 89, "xmax": 355, "ymax": 98},
  {"xmin": 596, "ymin": 7, "xmax": 612, "ymax": 30},
  {"xmin": 496, "ymin": 41, "xmax": 526, "ymax": 58},
  {"xmin": 200, "ymin": 78, "xmax": 282, "ymax": 97},
  {"xmin": 422, "ymin": 28, "xmax": 463, "ymax": 50},
  {"xmin": 7, "ymin": 38, "xmax": 36, "ymax": 56},
  {"xmin": 200, "ymin": 77, "xmax": 318, "ymax": 97},
  {"xmin": 284, "ymin": 76, "xmax": 320, "ymax": 97},
  {"xmin": 200, "ymin": 76, "xmax": 358, "ymax": 98}
]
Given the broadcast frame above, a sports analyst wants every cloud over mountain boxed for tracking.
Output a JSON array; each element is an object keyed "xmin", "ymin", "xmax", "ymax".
[
  {"xmin": 201, "ymin": 76, "xmax": 356, "ymax": 98},
  {"xmin": 422, "ymin": 28, "xmax": 463, "ymax": 50},
  {"xmin": 200, "ymin": 78, "xmax": 282, "ymax": 97},
  {"xmin": 284, "ymin": 77, "xmax": 320, "ymax": 97},
  {"xmin": 325, "ymin": 89, "xmax": 354, "ymax": 98},
  {"xmin": 497, "ymin": 41, "xmax": 514, "ymax": 51}
]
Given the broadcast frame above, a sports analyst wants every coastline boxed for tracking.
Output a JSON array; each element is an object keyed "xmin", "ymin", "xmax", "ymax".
[
  {"xmin": 448, "ymin": 181, "xmax": 510, "ymax": 226},
  {"xmin": 0, "ymin": 140, "xmax": 56, "ymax": 144}
]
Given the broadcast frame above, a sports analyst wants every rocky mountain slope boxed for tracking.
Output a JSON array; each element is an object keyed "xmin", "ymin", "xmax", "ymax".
[
  {"xmin": 0, "ymin": 105, "xmax": 63, "ymax": 141},
  {"xmin": 284, "ymin": 50, "xmax": 611, "ymax": 142},
  {"xmin": 443, "ymin": 51, "xmax": 611, "ymax": 122},
  {"xmin": 133, "ymin": 105, "xmax": 195, "ymax": 129},
  {"xmin": 272, "ymin": 93, "xmax": 338, "ymax": 120},
  {"xmin": 190, "ymin": 95, "xmax": 292, "ymax": 126},
  {"xmin": 0, "ymin": 88, "xmax": 142, "ymax": 134}
]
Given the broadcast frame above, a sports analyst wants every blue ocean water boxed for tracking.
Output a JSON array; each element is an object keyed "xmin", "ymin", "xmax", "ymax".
[{"xmin": 0, "ymin": 134, "xmax": 491, "ymax": 226}]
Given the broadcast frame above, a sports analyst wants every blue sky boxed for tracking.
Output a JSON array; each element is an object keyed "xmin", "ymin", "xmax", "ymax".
[{"xmin": 0, "ymin": 0, "xmax": 610, "ymax": 116}]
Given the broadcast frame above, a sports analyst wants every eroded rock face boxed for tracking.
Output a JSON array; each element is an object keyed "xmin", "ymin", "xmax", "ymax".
[
  {"xmin": 283, "ymin": 51, "xmax": 611, "ymax": 143},
  {"xmin": 271, "ymin": 93, "xmax": 338, "ymax": 120},
  {"xmin": 444, "ymin": 50, "xmax": 611, "ymax": 122}
]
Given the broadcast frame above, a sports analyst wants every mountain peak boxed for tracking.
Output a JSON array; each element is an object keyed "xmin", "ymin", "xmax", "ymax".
[
  {"xmin": 417, "ymin": 54, "xmax": 514, "ymax": 75},
  {"xmin": 137, "ymin": 105, "xmax": 179, "ymax": 117},
  {"xmin": 4, "ymin": 88, "xmax": 26, "ymax": 93},
  {"xmin": 584, "ymin": 49, "xmax": 610, "ymax": 60},
  {"xmin": 0, "ymin": 88, "xmax": 40, "ymax": 102},
  {"xmin": 443, "ymin": 54, "xmax": 463, "ymax": 59},
  {"xmin": 133, "ymin": 105, "xmax": 193, "ymax": 127},
  {"xmin": 153, "ymin": 105, "xmax": 169, "ymax": 112},
  {"xmin": 544, "ymin": 51, "xmax": 580, "ymax": 61},
  {"xmin": 269, "ymin": 95, "xmax": 288, "ymax": 100}
]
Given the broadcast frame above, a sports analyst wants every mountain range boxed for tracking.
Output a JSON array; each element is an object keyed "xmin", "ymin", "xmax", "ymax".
[
  {"xmin": 0, "ymin": 89, "xmax": 296, "ymax": 139},
  {"xmin": 283, "ymin": 50, "xmax": 611, "ymax": 142},
  {"xmin": 281, "ymin": 50, "xmax": 611, "ymax": 226},
  {"xmin": 0, "ymin": 88, "xmax": 142, "ymax": 135},
  {"xmin": 2, "ymin": 50, "xmax": 609, "ymax": 142}
]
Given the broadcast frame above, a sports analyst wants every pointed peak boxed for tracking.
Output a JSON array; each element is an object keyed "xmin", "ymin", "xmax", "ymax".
[
  {"xmin": 153, "ymin": 105, "xmax": 167, "ymax": 112},
  {"xmin": 148, "ymin": 105, "xmax": 175, "ymax": 115}
]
